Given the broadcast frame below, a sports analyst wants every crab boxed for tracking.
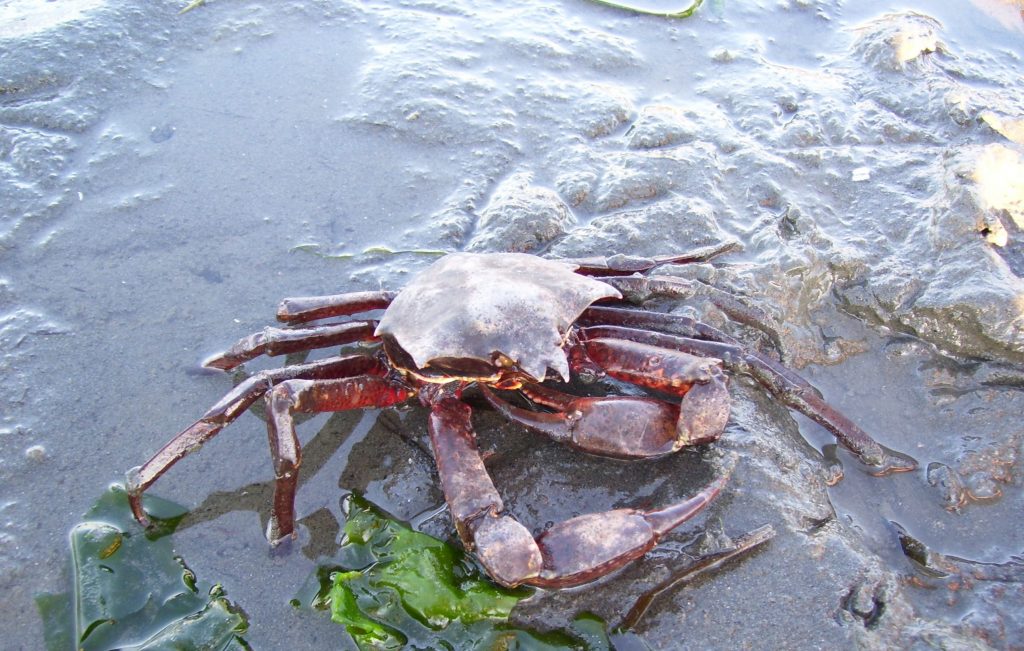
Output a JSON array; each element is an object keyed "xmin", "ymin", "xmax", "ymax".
[{"xmin": 126, "ymin": 250, "xmax": 915, "ymax": 589}]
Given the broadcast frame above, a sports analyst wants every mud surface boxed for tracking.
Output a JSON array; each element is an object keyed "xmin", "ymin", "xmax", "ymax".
[{"xmin": 1, "ymin": 1, "xmax": 1022, "ymax": 648}]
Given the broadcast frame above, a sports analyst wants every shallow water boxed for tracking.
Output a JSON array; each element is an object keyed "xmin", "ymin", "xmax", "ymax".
[{"xmin": 1, "ymin": 0, "xmax": 1022, "ymax": 648}]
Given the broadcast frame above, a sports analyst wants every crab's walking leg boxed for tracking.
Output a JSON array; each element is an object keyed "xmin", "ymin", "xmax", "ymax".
[
  {"xmin": 126, "ymin": 354, "xmax": 388, "ymax": 526},
  {"xmin": 276, "ymin": 290, "xmax": 397, "ymax": 325},
  {"xmin": 482, "ymin": 337, "xmax": 730, "ymax": 458},
  {"xmin": 582, "ymin": 324, "xmax": 917, "ymax": 474},
  {"xmin": 204, "ymin": 321, "xmax": 379, "ymax": 371},
  {"xmin": 582, "ymin": 305, "xmax": 816, "ymax": 396},
  {"xmin": 264, "ymin": 375, "xmax": 414, "ymax": 542},
  {"xmin": 428, "ymin": 397, "xmax": 728, "ymax": 588},
  {"xmin": 596, "ymin": 274, "xmax": 785, "ymax": 353},
  {"xmin": 561, "ymin": 242, "xmax": 739, "ymax": 276}
]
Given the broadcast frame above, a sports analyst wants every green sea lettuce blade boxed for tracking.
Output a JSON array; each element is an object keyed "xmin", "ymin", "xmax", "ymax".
[
  {"xmin": 39, "ymin": 485, "xmax": 248, "ymax": 651},
  {"xmin": 316, "ymin": 495, "xmax": 612, "ymax": 650}
]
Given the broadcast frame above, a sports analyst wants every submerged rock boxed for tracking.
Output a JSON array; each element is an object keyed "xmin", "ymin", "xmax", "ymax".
[
  {"xmin": 625, "ymin": 104, "xmax": 700, "ymax": 149},
  {"xmin": 548, "ymin": 194, "xmax": 731, "ymax": 259},
  {"xmin": 466, "ymin": 173, "xmax": 576, "ymax": 253}
]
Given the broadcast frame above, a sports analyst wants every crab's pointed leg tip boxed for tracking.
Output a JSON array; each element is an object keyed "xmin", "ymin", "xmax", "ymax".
[
  {"xmin": 870, "ymin": 448, "xmax": 919, "ymax": 476},
  {"xmin": 125, "ymin": 466, "xmax": 142, "ymax": 490},
  {"xmin": 125, "ymin": 468, "xmax": 152, "ymax": 527},
  {"xmin": 201, "ymin": 353, "xmax": 233, "ymax": 371},
  {"xmin": 268, "ymin": 533, "xmax": 296, "ymax": 559}
]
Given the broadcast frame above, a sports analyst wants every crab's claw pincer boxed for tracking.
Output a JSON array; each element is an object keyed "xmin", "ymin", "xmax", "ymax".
[
  {"xmin": 482, "ymin": 383, "xmax": 727, "ymax": 459},
  {"xmin": 526, "ymin": 455, "xmax": 734, "ymax": 588}
]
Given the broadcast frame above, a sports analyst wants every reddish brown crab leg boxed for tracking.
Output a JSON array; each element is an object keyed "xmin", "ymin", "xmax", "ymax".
[
  {"xmin": 428, "ymin": 397, "xmax": 730, "ymax": 588},
  {"xmin": 581, "ymin": 325, "xmax": 917, "ymax": 474},
  {"xmin": 276, "ymin": 290, "xmax": 397, "ymax": 325},
  {"xmin": 562, "ymin": 242, "xmax": 740, "ymax": 276},
  {"xmin": 596, "ymin": 275, "xmax": 785, "ymax": 353},
  {"xmin": 427, "ymin": 396, "xmax": 539, "ymax": 587},
  {"xmin": 481, "ymin": 335, "xmax": 730, "ymax": 458},
  {"xmin": 204, "ymin": 320, "xmax": 379, "ymax": 371},
  {"xmin": 264, "ymin": 375, "xmax": 414, "ymax": 542},
  {"xmin": 583, "ymin": 304, "xmax": 744, "ymax": 346},
  {"xmin": 126, "ymin": 353, "xmax": 388, "ymax": 526},
  {"xmin": 581, "ymin": 305, "xmax": 816, "ymax": 396}
]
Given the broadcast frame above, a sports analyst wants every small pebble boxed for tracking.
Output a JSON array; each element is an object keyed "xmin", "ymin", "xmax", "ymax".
[{"xmin": 24, "ymin": 445, "xmax": 46, "ymax": 462}]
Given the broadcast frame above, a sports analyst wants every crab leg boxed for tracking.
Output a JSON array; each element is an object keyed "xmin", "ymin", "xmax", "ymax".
[
  {"xmin": 581, "ymin": 324, "xmax": 917, "ymax": 474},
  {"xmin": 583, "ymin": 304, "xmax": 743, "ymax": 345},
  {"xmin": 204, "ymin": 320, "xmax": 379, "ymax": 371},
  {"xmin": 596, "ymin": 274, "xmax": 784, "ymax": 352},
  {"xmin": 263, "ymin": 375, "xmax": 414, "ymax": 541},
  {"xmin": 276, "ymin": 290, "xmax": 397, "ymax": 324},
  {"xmin": 561, "ymin": 242, "xmax": 739, "ymax": 276},
  {"xmin": 581, "ymin": 305, "xmax": 816, "ymax": 395},
  {"xmin": 428, "ymin": 397, "xmax": 729, "ymax": 588},
  {"xmin": 126, "ymin": 353, "xmax": 389, "ymax": 526}
]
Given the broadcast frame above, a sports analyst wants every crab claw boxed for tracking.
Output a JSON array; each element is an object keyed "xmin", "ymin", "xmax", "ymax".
[
  {"xmin": 528, "ymin": 469, "xmax": 730, "ymax": 589},
  {"xmin": 428, "ymin": 396, "xmax": 735, "ymax": 589},
  {"xmin": 482, "ymin": 385, "xmax": 722, "ymax": 459}
]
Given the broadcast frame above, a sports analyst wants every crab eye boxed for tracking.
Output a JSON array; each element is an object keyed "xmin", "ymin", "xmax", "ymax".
[{"xmin": 492, "ymin": 353, "xmax": 516, "ymax": 368}]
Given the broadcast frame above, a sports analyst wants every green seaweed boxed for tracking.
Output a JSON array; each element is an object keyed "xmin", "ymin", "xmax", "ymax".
[
  {"xmin": 43, "ymin": 488, "xmax": 613, "ymax": 649},
  {"xmin": 299, "ymin": 494, "xmax": 613, "ymax": 650},
  {"xmin": 288, "ymin": 243, "xmax": 449, "ymax": 260},
  {"xmin": 37, "ymin": 485, "xmax": 248, "ymax": 651},
  {"xmin": 585, "ymin": 0, "xmax": 704, "ymax": 18},
  {"xmin": 180, "ymin": 0, "xmax": 208, "ymax": 14}
]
